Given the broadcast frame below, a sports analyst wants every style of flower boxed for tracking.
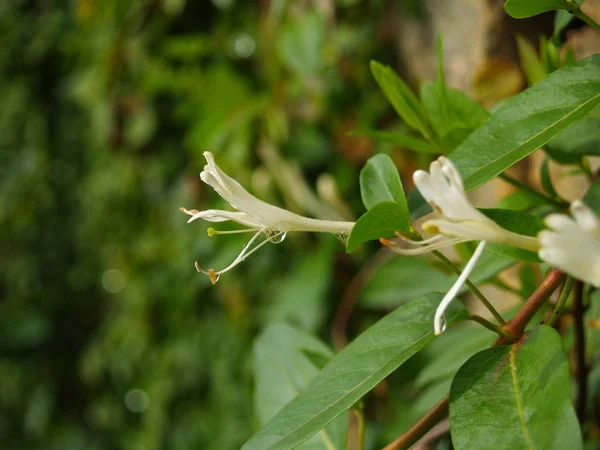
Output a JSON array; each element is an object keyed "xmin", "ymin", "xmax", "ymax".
[
  {"xmin": 539, "ymin": 200, "xmax": 600, "ymax": 287},
  {"xmin": 181, "ymin": 152, "xmax": 355, "ymax": 284},
  {"xmin": 382, "ymin": 156, "xmax": 540, "ymax": 334}
]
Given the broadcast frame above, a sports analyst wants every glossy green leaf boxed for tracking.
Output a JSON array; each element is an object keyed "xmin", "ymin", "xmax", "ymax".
[
  {"xmin": 480, "ymin": 208, "xmax": 545, "ymax": 262},
  {"xmin": 360, "ymin": 251, "xmax": 514, "ymax": 309},
  {"xmin": 370, "ymin": 61, "xmax": 430, "ymax": 138},
  {"xmin": 253, "ymin": 323, "xmax": 347, "ymax": 449},
  {"xmin": 359, "ymin": 153, "xmax": 407, "ymax": 209},
  {"xmin": 416, "ymin": 323, "xmax": 494, "ymax": 388},
  {"xmin": 450, "ymin": 326, "xmax": 582, "ymax": 450},
  {"xmin": 351, "ymin": 129, "xmax": 438, "ymax": 154},
  {"xmin": 505, "ymin": 0, "xmax": 572, "ymax": 18},
  {"xmin": 346, "ymin": 201, "xmax": 415, "ymax": 253},
  {"xmin": 451, "ymin": 55, "xmax": 600, "ymax": 192},
  {"xmin": 409, "ymin": 56, "xmax": 600, "ymax": 220},
  {"xmin": 242, "ymin": 294, "xmax": 470, "ymax": 450}
]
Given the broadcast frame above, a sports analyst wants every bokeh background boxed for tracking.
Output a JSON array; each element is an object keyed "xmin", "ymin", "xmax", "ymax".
[{"xmin": 2, "ymin": 1, "xmax": 599, "ymax": 449}]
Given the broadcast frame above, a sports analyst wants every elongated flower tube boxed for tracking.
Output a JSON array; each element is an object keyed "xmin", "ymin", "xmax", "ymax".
[
  {"xmin": 539, "ymin": 201, "xmax": 600, "ymax": 287},
  {"xmin": 383, "ymin": 156, "xmax": 539, "ymax": 335},
  {"xmin": 181, "ymin": 152, "xmax": 355, "ymax": 284}
]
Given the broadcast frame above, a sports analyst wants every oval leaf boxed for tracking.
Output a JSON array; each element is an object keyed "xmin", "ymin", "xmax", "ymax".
[
  {"xmin": 505, "ymin": 0, "xmax": 572, "ymax": 19},
  {"xmin": 346, "ymin": 201, "xmax": 414, "ymax": 253},
  {"xmin": 242, "ymin": 294, "xmax": 470, "ymax": 450},
  {"xmin": 450, "ymin": 326, "xmax": 582, "ymax": 450},
  {"xmin": 360, "ymin": 153, "xmax": 408, "ymax": 209}
]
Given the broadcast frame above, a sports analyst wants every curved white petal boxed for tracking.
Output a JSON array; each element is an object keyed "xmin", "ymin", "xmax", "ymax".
[{"xmin": 539, "ymin": 201, "xmax": 600, "ymax": 287}]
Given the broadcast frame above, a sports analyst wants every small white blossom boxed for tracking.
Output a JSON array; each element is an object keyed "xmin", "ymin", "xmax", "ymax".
[
  {"xmin": 382, "ymin": 157, "xmax": 539, "ymax": 335},
  {"xmin": 181, "ymin": 152, "xmax": 355, "ymax": 284},
  {"xmin": 539, "ymin": 200, "xmax": 600, "ymax": 287}
]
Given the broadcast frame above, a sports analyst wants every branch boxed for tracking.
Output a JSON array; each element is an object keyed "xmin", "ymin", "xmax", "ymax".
[
  {"xmin": 383, "ymin": 268, "xmax": 565, "ymax": 449},
  {"xmin": 572, "ymin": 280, "xmax": 588, "ymax": 422},
  {"xmin": 382, "ymin": 396, "xmax": 449, "ymax": 450},
  {"xmin": 495, "ymin": 269, "xmax": 565, "ymax": 345}
]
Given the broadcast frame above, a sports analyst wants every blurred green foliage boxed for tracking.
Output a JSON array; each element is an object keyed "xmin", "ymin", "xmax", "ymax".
[{"xmin": 0, "ymin": 1, "xmax": 405, "ymax": 448}]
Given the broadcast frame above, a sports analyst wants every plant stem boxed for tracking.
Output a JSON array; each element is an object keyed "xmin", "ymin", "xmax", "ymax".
[
  {"xmin": 355, "ymin": 406, "xmax": 365, "ymax": 450},
  {"xmin": 432, "ymin": 250, "xmax": 506, "ymax": 326},
  {"xmin": 573, "ymin": 8, "xmax": 600, "ymax": 32},
  {"xmin": 382, "ymin": 269, "xmax": 565, "ymax": 449},
  {"xmin": 547, "ymin": 276, "xmax": 573, "ymax": 327},
  {"xmin": 382, "ymin": 396, "xmax": 449, "ymax": 450},
  {"xmin": 498, "ymin": 173, "xmax": 567, "ymax": 208},
  {"xmin": 470, "ymin": 314, "xmax": 517, "ymax": 340},
  {"xmin": 496, "ymin": 269, "xmax": 565, "ymax": 346},
  {"xmin": 572, "ymin": 281, "xmax": 588, "ymax": 422}
]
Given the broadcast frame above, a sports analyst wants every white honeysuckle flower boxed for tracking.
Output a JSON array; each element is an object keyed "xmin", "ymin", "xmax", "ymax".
[
  {"xmin": 539, "ymin": 200, "xmax": 600, "ymax": 287},
  {"xmin": 180, "ymin": 152, "xmax": 355, "ymax": 284},
  {"xmin": 382, "ymin": 156, "xmax": 539, "ymax": 335},
  {"xmin": 385, "ymin": 156, "xmax": 540, "ymax": 255}
]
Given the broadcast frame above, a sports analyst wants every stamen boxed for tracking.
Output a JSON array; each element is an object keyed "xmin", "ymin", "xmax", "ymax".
[
  {"xmin": 395, "ymin": 232, "xmax": 444, "ymax": 246},
  {"xmin": 383, "ymin": 237, "xmax": 471, "ymax": 255},
  {"xmin": 434, "ymin": 240, "xmax": 487, "ymax": 335},
  {"xmin": 180, "ymin": 207, "xmax": 200, "ymax": 216},
  {"xmin": 207, "ymin": 227, "xmax": 259, "ymax": 236}
]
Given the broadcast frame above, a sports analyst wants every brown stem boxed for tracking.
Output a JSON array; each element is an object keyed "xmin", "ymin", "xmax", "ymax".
[
  {"xmin": 495, "ymin": 269, "xmax": 565, "ymax": 346},
  {"xmin": 332, "ymin": 248, "xmax": 392, "ymax": 350},
  {"xmin": 383, "ymin": 269, "xmax": 565, "ymax": 449},
  {"xmin": 382, "ymin": 396, "xmax": 449, "ymax": 450},
  {"xmin": 572, "ymin": 281, "xmax": 587, "ymax": 422}
]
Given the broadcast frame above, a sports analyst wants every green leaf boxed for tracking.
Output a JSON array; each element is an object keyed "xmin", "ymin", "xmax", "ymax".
[
  {"xmin": 359, "ymin": 153, "xmax": 408, "ymax": 209},
  {"xmin": 370, "ymin": 61, "xmax": 431, "ymax": 138},
  {"xmin": 410, "ymin": 55, "xmax": 600, "ymax": 220},
  {"xmin": 450, "ymin": 326, "xmax": 582, "ymax": 450},
  {"xmin": 253, "ymin": 323, "xmax": 347, "ymax": 449},
  {"xmin": 495, "ymin": 191, "xmax": 540, "ymax": 211},
  {"xmin": 360, "ymin": 252, "xmax": 514, "ymax": 309},
  {"xmin": 505, "ymin": 0, "xmax": 572, "ymax": 18},
  {"xmin": 420, "ymin": 83, "xmax": 489, "ymax": 140},
  {"xmin": 583, "ymin": 179, "xmax": 600, "ymax": 215},
  {"xmin": 346, "ymin": 201, "xmax": 415, "ymax": 253},
  {"xmin": 479, "ymin": 208, "xmax": 545, "ymax": 262},
  {"xmin": 267, "ymin": 243, "xmax": 335, "ymax": 331},
  {"xmin": 519, "ymin": 263, "xmax": 538, "ymax": 297},
  {"xmin": 450, "ymin": 55, "xmax": 600, "ymax": 191},
  {"xmin": 554, "ymin": 10, "xmax": 575, "ymax": 41},
  {"xmin": 515, "ymin": 35, "xmax": 547, "ymax": 86},
  {"xmin": 540, "ymin": 157, "xmax": 559, "ymax": 199},
  {"xmin": 277, "ymin": 12, "xmax": 324, "ymax": 75},
  {"xmin": 242, "ymin": 294, "xmax": 470, "ymax": 450},
  {"xmin": 546, "ymin": 116, "xmax": 600, "ymax": 160},
  {"xmin": 351, "ymin": 129, "xmax": 438, "ymax": 154},
  {"xmin": 416, "ymin": 323, "xmax": 494, "ymax": 389}
]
